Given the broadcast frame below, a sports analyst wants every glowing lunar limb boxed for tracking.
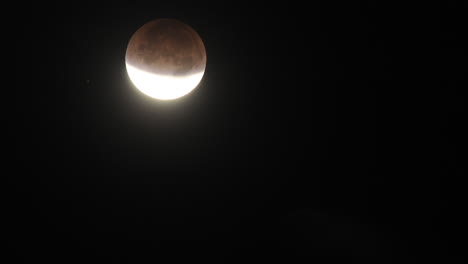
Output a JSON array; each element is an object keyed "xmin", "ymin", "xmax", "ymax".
[{"xmin": 126, "ymin": 64, "xmax": 204, "ymax": 100}]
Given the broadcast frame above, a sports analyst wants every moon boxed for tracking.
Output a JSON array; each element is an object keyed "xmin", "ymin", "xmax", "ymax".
[{"xmin": 125, "ymin": 19, "xmax": 206, "ymax": 100}]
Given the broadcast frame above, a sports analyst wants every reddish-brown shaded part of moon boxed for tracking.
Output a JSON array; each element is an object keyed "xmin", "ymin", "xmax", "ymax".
[{"xmin": 126, "ymin": 19, "xmax": 206, "ymax": 76}]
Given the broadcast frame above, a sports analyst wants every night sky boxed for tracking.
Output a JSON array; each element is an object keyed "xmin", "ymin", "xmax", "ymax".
[{"xmin": 13, "ymin": 1, "xmax": 465, "ymax": 263}]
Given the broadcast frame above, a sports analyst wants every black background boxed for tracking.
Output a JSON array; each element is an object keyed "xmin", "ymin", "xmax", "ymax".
[{"xmin": 13, "ymin": 1, "xmax": 465, "ymax": 263}]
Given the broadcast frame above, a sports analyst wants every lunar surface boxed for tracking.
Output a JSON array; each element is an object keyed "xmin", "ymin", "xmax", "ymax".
[{"xmin": 125, "ymin": 19, "xmax": 206, "ymax": 100}]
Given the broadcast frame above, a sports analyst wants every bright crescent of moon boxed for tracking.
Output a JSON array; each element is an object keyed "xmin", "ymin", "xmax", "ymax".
[{"xmin": 126, "ymin": 63, "xmax": 204, "ymax": 100}]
